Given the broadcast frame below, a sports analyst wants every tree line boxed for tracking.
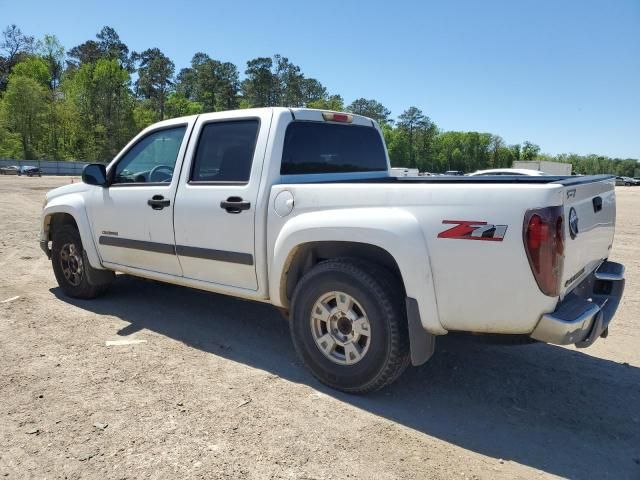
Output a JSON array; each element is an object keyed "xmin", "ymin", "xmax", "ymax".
[{"xmin": 0, "ymin": 24, "xmax": 637, "ymax": 177}]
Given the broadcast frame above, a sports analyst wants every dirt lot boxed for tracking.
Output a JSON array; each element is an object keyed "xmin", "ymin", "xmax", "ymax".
[{"xmin": 0, "ymin": 175, "xmax": 638, "ymax": 480}]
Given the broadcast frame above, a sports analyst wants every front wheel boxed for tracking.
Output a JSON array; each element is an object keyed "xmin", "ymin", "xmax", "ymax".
[
  {"xmin": 290, "ymin": 259, "xmax": 410, "ymax": 393},
  {"xmin": 51, "ymin": 225, "xmax": 112, "ymax": 299}
]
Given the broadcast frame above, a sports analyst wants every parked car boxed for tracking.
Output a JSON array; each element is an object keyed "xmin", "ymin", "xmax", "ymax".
[
  {"xmin": 40, "ymin": 108, "xmax": 625, "ymax": 393},
  {"xmin": 443, "ymin": 170, "xmax": 465, "ymax": 176},
  {"xmin": 0, "ymin": 165, "xmax": 21, "ymax": 175},
  {"xmin": 21, "ymin": 165, "xmax": 42, "ymax": 177},
  {"xmin": 469, "ymin": 168, "xmax": 549, "ymax": 176},
  {"xmin": 615, "ymin": 176, "xmax": 638, "ymax": 186}
]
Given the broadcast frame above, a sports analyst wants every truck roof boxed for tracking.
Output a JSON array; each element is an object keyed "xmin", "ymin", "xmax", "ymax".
[{"xmin": 148, "ymin": 107, "xmax": 378, "ymax": 130}]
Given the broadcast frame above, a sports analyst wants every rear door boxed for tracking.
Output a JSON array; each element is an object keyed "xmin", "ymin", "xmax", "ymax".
[
  {"xmin": 560, "ymin": 177, "xmax": 616, "ymax": 295},
  {"xmin": 173, "ymin": 109, "xmax": 272, "ymax": 290}
]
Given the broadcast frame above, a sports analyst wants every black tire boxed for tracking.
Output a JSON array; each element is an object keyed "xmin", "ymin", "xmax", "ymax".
[
  {"xmin": 51, "ymin": 224, "xmax": 112, "ymax": 299},
  {"xmin": 290, "ymin": 258, "xmax": 410, "ymax": 393}
]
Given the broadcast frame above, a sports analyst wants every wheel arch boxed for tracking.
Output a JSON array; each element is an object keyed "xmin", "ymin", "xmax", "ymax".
[
  {"xmin": 270, "ymin": 210, "xmax": 446, "ymax": 335},
  {"xmin": 281, "ymin": 241, "xmax": 403, "ymax": 302},
  {"xmin": 41, "ymin": 199, "xmax": 103, "ymax": 270}
]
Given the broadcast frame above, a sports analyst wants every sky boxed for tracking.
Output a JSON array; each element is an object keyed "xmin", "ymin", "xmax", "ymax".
[{"xmin": 2, "ymin": 0, "xmax": 639, "ymax": 158}]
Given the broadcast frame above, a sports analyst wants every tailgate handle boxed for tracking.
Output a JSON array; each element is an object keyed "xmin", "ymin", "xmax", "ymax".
[{"xmin": 592, "ymin": 196, "xmax": 603, "ymax": 213}]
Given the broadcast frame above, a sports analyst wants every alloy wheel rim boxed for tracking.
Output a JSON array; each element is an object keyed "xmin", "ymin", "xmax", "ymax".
[
  {"xmin": 310, "ymin": 291, "xmax": 371, "ymax": 365},
  {"xmin": 60, "ymin": 242, "xmax": 83, "ymax": 287}
]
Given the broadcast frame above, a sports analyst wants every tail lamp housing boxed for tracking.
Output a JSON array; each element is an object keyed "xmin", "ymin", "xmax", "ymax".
[{"xmin": 523, "ymin": 206, "xmax": 565, "ymax": 297}]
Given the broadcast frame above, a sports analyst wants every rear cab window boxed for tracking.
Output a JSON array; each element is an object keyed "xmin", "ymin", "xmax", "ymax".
[{"xmin": 281, "ymin": 122, "xmax": 388, "ymax": 175}]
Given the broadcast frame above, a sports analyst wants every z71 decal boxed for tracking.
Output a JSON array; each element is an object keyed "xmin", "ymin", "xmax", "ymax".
[{"xmin": 437, "ymin": 220, "xmax": 508, "ymax": 242}]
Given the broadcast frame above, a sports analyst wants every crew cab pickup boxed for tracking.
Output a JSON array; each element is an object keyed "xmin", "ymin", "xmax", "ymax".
[{"xmin": 40, "ymin": 108, "xmax": 625, "ymax": 392}]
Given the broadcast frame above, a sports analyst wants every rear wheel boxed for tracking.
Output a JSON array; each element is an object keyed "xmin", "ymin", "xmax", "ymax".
[
  {"xmin": 51, "ymin": 225, "xmax": 112, "ymax": 299},
  {"xmin": 290, "ymin": 259, "xmax": 410, "ymax": 393}
]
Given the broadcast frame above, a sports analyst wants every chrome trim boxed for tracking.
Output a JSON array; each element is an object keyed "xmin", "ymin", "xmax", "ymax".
[
  {"xmin": 594, "ymin": 262, "xmax": 625, "ymax": 281},
  {"xmin": 530, "ymin": 261, "xmax": 625, "ymax": 346}
]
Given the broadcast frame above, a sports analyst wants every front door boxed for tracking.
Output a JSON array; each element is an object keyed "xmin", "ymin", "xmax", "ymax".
[
  {"xmin": 173, "ymin": 110, "xmax": 272, "ymax": 290},
  {"xmin": 88, "ymin": 121, "xmax": 193, "ymax": 276}
]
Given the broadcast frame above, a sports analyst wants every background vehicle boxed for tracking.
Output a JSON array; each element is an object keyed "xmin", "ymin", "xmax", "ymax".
[
  {"xmin": 616, "ymin": 176, "xmax": 638, "ymax": 186},
  {"xmin": 20, "ymin": 166, "xmax": 42, "ymax": 177},
  {"xmin": 469, "ymin": 168, "xmax": 548, "ymax": 176},
  {"xmin": 0, "ymin": 165, "xmax": 21, "ymax": 175},
  {"xmin": 512, "ymin": 160, "xmax": 572, "ymax": 175},
  {"xmin": 443, "ymin": 170, "xmax": 465, "ymax": 175},
  {"xmin": 40, "ymin": 108, "xmax": 625, "ymax": 393},
  {"xmin": 390, "ymin": 167, "xmax": 420, "ymax": 177}
]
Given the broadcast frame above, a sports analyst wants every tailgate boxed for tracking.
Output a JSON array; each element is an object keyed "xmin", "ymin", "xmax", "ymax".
[{"xmin": 560, "ymin": 176, "xmax": 616, "ymax": 296}]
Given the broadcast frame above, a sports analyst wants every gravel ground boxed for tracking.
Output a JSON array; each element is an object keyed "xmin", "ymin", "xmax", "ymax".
[{"xmin": 0, "ymin": 175, "xmax": 638, "ymax": 480}]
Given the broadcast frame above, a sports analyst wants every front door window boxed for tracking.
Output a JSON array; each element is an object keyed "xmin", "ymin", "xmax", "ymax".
[{"xmin": 113, "ymin": 126, "xmax": 186, "ymax": 184}]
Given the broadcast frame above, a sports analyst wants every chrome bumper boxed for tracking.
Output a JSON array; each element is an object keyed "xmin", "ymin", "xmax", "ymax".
[{"xmin": 530, "ymin": 261, "xmax": 625, "ymax": 347}]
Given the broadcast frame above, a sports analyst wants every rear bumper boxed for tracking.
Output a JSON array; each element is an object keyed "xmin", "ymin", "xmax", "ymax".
[{"xmin": 530, "ymin": 261, "xmax": 625, "ymax": 347}]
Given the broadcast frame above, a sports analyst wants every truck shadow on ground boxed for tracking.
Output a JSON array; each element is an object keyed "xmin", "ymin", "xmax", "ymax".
[{"xmin": 52, "ymin": 275, "xmax": 640, "ymax": 479}]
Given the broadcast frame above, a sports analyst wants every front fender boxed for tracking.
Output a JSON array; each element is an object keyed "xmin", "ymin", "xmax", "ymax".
[
  {"xmin": 270, "ymin": 208, "xmax": 446, "ymax": 335},
  {"xmin": 41, "ymin": 194, "xmax": 103, "ymax": 270}
]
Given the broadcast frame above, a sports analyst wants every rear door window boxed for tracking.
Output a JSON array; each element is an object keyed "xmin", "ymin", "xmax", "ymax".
[
  {"xmin": 190, "ymin": 120, "xmax": 259, "ymax": 183},
  {"xmin": 281, "ymin": 122, "xmax": 387, "ymax": 175}
]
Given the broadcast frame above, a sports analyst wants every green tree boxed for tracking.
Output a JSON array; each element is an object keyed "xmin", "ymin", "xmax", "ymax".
[
  {"xmin": 133, "ymin": 48, "xmax": 175, "ymax": 120},
  {"xmin": 2, "ymin": 73, "xmax": 48, "ymax": 158},
  {"xmin": 165, "ymin": 92, "xmax": 203, "ymax": 118},
  {"xmin": 11, "ymin": 56, "xmax": 50, "ymax": 86},
  {"xmin": 308, "ymin": 94, "xmax": 344, "ymax": 111},
  {"xmin": 36, "ymin": 35, "xmax": 66, "ymax": 158},
  {"xmin": 64, "ymin": 58, "xmax": 134, "ymax": 160},
  {"xmin": 67, "ymin": 26, "xmax": 131, "ymax": 70},
  {"xmin": 521, "ymin": 141, "xmax": 540, "ymax": 161},
  {"xmin": 176, "ymin": 52, "xmax": 239, "ymax": 112},
  {"xmin": 397, "ymin": 107, "xmax": 428, "ymax": 167},
  {"xmin": 241, "ymin": 55, "xmax": 327, "ymax": 108},
  {"xmin": 0, "ymin": 24, "xmax": 34, "ymax": 90},
  {"xmin": 37, "ymin": 34, "xmax": 65, "ymax": 89},
  {"xmin": 347, "ymin": 98, "xmax": 392, "ymax": 124},
  {"xmin": 242, "ymin": 57, "xmax": 275, "ymax": 107}
]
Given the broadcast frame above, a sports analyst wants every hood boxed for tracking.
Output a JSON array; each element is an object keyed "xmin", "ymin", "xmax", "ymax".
[{"xmin": 46, "ymin": 182, "xmax": 90, "ymax": 202}]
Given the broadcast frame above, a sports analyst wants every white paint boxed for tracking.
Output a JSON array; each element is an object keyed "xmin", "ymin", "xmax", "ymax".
[
  {"xmin": 40, "ymin": 107, "xmax": 618, "ymax": 339},
  {"xmin": 1, "ymin": 295, "xmax": 20, "ymax": 304},
  {"xmin": 273, "ymin": 190, "xmax": 294, "ymax": 217},
  {"xmin": 105, "ymin": 339, "xmax": 147, "ymax": 347}
]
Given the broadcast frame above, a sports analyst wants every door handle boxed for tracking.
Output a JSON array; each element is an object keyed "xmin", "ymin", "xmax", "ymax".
[
  {"xmin": 220, "ymin": 196, "xmax": 251, "ymax": 214},
  {"xmin": 147, "ymin": 195, "xmax": 170, "ymax": 210}
]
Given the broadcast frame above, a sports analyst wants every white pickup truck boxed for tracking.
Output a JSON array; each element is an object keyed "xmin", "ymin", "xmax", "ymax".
[{"xmin": 40, "ymin": 108, "xmax": 625, "ymax": 392}]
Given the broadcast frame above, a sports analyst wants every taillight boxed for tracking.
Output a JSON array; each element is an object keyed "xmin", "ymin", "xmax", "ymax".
[{"xmin": 523, "ymin": 206, "xmax": 565, "ymax": 296}]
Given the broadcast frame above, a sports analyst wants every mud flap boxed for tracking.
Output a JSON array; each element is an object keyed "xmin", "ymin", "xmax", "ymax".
[
  {"xmin": 406, "ymin": 297, "xmax": 436, "ymax": 366},
  {"xmin": 82, "ymin": 251, "xmax": 115, "ymax": 286}
]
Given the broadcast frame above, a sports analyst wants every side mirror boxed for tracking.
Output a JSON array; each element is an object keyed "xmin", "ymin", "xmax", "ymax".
[{"xmin": 82, "ymin": 163, "xmax": 108, "ymax": 187}]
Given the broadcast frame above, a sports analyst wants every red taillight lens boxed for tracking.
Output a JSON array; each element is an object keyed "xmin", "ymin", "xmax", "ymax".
[{"xmin": 523, "ymin": 207, "xmax": 565, "ymax": 296}]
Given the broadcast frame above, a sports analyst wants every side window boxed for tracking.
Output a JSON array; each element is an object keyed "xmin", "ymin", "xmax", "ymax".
[
  {"xmin": 190, "ymin": 120, "xmax": 259, "ymax": 183},
  {"xmin": 113, "ymin": 126, "xmax": 187, "ymax": 184}
]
